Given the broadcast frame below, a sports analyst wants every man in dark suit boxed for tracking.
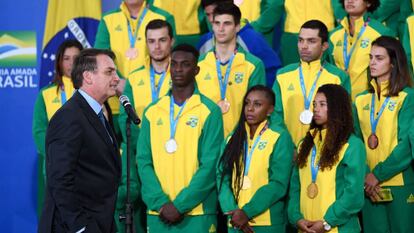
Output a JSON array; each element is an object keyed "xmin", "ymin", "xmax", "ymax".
[{"xmin": 38, "ymin": 48, "xmax": 121, "ymax": 233}]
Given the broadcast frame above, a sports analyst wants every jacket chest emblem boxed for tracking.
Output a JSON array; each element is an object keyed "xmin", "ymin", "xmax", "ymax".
[
  {"xmin": 52, "ymin": 97, "xmax": 60, "ymax": 103},
  {"xmin": 115, "ymin": 25, "xmax": 122, "ymax": 31},
  {"xmin": 204, "ymin": 73, "xmax": 211, "ymax": 80},
  {"xmin": 258, "ymin": 140, "xmax": 268, "ymax": 150},
  {"xmin": 388, "ymin": 100, "xmax": 397, "ymax": 111},
  {"xmin": 234, "ymin": 72, "xmax": 244, "ymax": 84},
  {"xmin": 360, "ymin": 38, "xmax": 370, "ymax": 48},
  {"xmin": 186, "ymin": 116, "xmax": 199, "ymax": 128}
]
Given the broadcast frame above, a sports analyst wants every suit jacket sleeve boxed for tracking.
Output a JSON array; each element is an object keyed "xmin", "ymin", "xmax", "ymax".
[{"xmin": 45, "ymin": 108, "xmax": 90, "ymax": 232}]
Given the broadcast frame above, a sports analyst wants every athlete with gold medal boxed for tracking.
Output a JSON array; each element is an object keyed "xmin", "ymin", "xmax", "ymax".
[
  {"xmin": 288, "ymin": 84, "xmax": 366, "ymax": 233},
  {"xmin": 217, "ymin": 85, "xmax": 294, "ymax": 233}
]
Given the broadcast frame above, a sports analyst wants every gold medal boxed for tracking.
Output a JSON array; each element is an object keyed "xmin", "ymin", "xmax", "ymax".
[
  {"xmin": 217, "ymin": 99, "xmax": 230, "ymax": 114},
  {"xmin": 307, "ymin": 182, "xmax": 318, "ymax": 199},
  {"xmin": 368, "ymin": 133, "xmax": 379, "ymax": 150},
  {"xmin": 125, "ymin": 47, "xmax": 138, "ymax": 60},
  {"xmin": 242, "ymin": 176, "xmax": 252, "ymax": 190}
]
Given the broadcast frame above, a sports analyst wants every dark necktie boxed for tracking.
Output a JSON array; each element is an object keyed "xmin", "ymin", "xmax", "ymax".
[{"xmin": 98, "ymin": 110, "xmax": 113, "ymax": 143}]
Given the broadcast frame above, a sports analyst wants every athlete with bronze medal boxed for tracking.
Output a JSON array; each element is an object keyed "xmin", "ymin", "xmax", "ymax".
[
  {"xmin": 125, "ymin": 6, "xmax": 148, "ymax": 60},
  {"xmin": 356, "ymin": 36, "xmax": 414, "ymax": 233},
  {"xmin": 368, "ymin": 94, "xmax": 390, "ymax": 150},
  {"xmin": 215, "ymin": 51, "xmax": 236, "ymax": 114}
]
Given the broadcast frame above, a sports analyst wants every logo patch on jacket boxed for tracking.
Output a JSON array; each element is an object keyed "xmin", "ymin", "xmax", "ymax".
[
  {"xmin": 52, "ymin": 97, "xmax": 60, "ymax": 103},
  {"xmin": 363, "ymin": 104, "xmax": 370, "ymax": 110},
  {"xmin": 137, "ymin": 79, "xmax": 144, "ymax": 86},
  {"xmin": 360, "ymin": 38, "xmax": 370, "ymax": 48},
  {"xmin": 234, "ymin": 72, "xmax": 244, "ymax": 84},
  {"xmin": 209, "ymin": 224, "xmax": 216, "ymax": 233},
  {"xmin": 156, "ymin": 118, "xmax": 163, "ymax": 125},
  {"xmin": 336, "ymin": 40, "xmax": 342, "ymax": 47},
  {"xmin": 407, "ymin": 193, "xmax": 414, "ymax": 203},
  {"xmin": 204, "ymin": 73, "xmax": 211, "ymax": 80},
  {"xmin": 388, "ymin": 100, "xmax": 397, "ymax": 111},
  {"xmin": 115, "ymin": 25, "xmax": 122, "ymax": 31},
  {"xmin": 186, "ymin": 116, "xmax": 198, "ymax": 128},
  {"xmin": 288, "ymin": 83, "xmax": 294, "ymax": 91},
  {"xmin": 258, "ymin": 140, "xmax": 268, "ymax": 150}
]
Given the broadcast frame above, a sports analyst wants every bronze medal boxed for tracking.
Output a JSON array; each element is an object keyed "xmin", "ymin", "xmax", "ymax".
[
  {"xmin": 125, "ymin": 47, "xmax": 138, "ymax": 60},
  {"xmin": 368, "ymin": 133, "xmax": 379, "ymax": 150},
  {"xmin": 217, "ymin": 99, "xmax": 230, "ymax": 114},
  {"xmin": 307, "ymin": 182, "xmax": 318, "ymax": 199},
  {"xmin": 242, "ymin": 176, "xmax": 252, "ymax": 190}
]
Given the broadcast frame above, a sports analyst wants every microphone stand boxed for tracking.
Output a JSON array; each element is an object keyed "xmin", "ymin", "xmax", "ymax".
[{"xmin": 119, "ymin": 116, "xmax": 140, "ymax": 233}]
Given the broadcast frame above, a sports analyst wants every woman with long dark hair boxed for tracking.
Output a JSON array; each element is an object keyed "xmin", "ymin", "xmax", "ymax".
[
  {"xmin": 354, "ymin": 36, "xmax": 414, "ymax": 233},
  {"xmin": 32, "ymin": 39, "xmax": 83, "ymax": 216},
  {"xmin": 217, "ymin": 85, "xmax": 294, "ymax": 233},
  {"xmin": 288, "ymin": 84, "xmax": 366, "ymax": 233}
]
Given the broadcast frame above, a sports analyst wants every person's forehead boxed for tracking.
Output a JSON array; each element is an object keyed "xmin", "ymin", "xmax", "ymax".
[
  {"xmin": 299, "ymin": 28, "xmax": 320, "ymax": 38},
  {"xmin": 172, "ymin": 51, "xmax": 195, "ymax": 61},
  {"xmin": 96, "ymin": 54, "xmax": 115, "ymax": 68},
  {"xmin": 146, "ymin": 27, "xmax": 169, "ymax": 38},
  {"xmin": 213, "ymin": 14, "xmax": 234, "ymax": 22}
]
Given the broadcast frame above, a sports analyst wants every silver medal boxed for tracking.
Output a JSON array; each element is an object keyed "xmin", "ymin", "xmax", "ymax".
[
  {"xmin": 299, "ymin": 109, "xmax": 313, "ymax": 125},
  {"xmin": 165, "ymin": 138, "xmax": 178, "ymax": 154}
]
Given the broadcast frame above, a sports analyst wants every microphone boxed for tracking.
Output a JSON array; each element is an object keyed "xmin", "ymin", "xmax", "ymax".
[{"xmin": 119, "ymin": 95, "xmax": 141, "ymax": 125}]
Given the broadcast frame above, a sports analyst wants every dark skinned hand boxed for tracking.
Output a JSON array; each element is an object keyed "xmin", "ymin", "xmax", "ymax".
[
  {"xmin": 225, "ymin": 209, "xmax": 254, "ymax": 233},
  {"xmin": 159, "ymin": 202, "xmax": 183, "ymax": 225},
  {"xmin": 308, "ymin": 220, "xmax": 325, "ymax": 233},
  {"xmin": 297, "ymin": 219, "xmax": 316, "ymax": 233}
]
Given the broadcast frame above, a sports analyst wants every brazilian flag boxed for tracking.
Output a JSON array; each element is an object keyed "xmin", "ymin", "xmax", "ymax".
[{"xmin": 37, "ymin": 0, "xmax": 101, "ymax": 217}]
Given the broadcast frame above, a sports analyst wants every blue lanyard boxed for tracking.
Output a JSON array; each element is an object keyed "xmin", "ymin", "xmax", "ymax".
[
  {"xmin": 298, "ymin": 65, "xmax": 324, "ymax": 110},
  {"xmin": 215, "ymin": 53, "xmax": 236, "ymax": 100},
  {"xmin": 169, "ymin": 96, "xmax": 187, "ymax": 139},
  {"xmin": 243, "ymin": 123, "xmax": 268, "ymax": 175},
  {"xmin": 343, "ymin": 19, "xmax": 369, "ymax": 71},
  {"xmin": 310, "ymin": 146, "xmax": 319, "ymax": 183},
  {"xmin": 60, "ymin": 88, "xmax": 67, "ymax": 104},
  {"xmin": 127, "ymin": 7, "xmax": 148, "ymax": 48},
  {"xmin": 370, "ymin": 94, "xmax": 390, "ymax": 134},
  {"xmin": 150, "ymin": 65, "xmax": 167, "ymax": 102}
]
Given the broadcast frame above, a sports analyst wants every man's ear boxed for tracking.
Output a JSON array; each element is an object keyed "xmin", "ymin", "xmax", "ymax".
[
  {"xmin": 82, "ymin": 70, "xmax": 93, "ymax": 85},
  {"xmin": 322, "ymin": 41, "xmax": 329, "ymax": 52}
]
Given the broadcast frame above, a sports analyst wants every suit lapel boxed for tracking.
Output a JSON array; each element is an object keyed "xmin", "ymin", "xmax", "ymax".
[{"xmin": 74, "ymin": 92, "xmax": 120, "ymax": 165}]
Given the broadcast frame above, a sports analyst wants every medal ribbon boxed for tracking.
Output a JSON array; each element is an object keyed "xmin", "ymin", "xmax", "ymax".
[
  {"xmin": 150, "ymin": 65, "xmax": 167, "ymax": 102},
  {"xmin": 60, "ymin": 89, "xmax": 67, "ymax": 104},
  {"xmin": 343, "ymin": 18, "xmax": 369, "ymax": 71},
  {"xmin": 127, "ymin": 7, "xmax": 148, "ymax": 48},
  {"xmin": 169, "ymin": 96, "xmax": 187, "ymax": 140},
  {"xmin": 298, "ymin": 64, "xmax": 324, "ymax": 110},
  {"xmin": 243, "ymin": 123, "xmax": 268, "ymax": 175},
  {"xmin": 370, "ymin": 94, "xmax": 390, "ymax": 134},
  {"xmin": 310, "ymin": 146, "xmax": 319, "ymax": 183},
  {"xmin": 215, "ymin": 52, "xmax": 236, "ymax": 100}
]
